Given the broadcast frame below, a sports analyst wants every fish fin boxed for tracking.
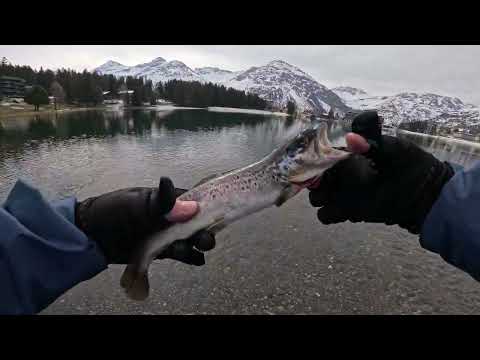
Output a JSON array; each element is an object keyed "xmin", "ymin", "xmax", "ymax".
[
  {"xmin": 121, "ymin": 264, "xmax": 150, "ymax": 301},
  {"xmin": 120, "ymin": 228, "xmax": 184, "ymax": 301},
  {"xmin": 275, "ymin": 187, "xmax": 290, "ymax": 207},
  {"xmin": 120, "ymin": 263, "xmax": 135, "ymax": 289},
  {"xmin": 275, "ymin": 185, "xmax": 300, "ymax": 207},
  {"xmin": 205, "ymin": 216, "xmax": 226, "ymax": 234}
]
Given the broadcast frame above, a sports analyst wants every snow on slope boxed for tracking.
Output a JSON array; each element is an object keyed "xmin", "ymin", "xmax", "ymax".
[
  {"xmin": 96, "ymin": 57, "xmax": 480, "ymax": 125},
  {"xmin": 126, "ymin": 57, "xmax": 167, "ymax": 77},
  {"xmin": 95, "ymin": 58, "xmax": 202, "ymax": 83},
  {"xmin": 95, "ymin": 60, "xmax": 130, "ymax": 75},
  {"xmin": 95, "ymin": 58, "xmax": 350, "ymax": 114},
  {"xmin": 195, "ymin": 67, "xmax": 241, "ymax": 84},
  {"xmin": 332, "ymin": 86, "xmax": 388, "ymax": 110},
  {"xmin": 207, "ymin": 107, "xmax": 288, "ymax": 116},
  {"xmin": 333, "ymin": 87, "xmax": 480, "ymax": 126},
  {"xmin": 227, "ymin": 60, "xmax": 348, "ymax": 113},
  {"xmin": 377, "ymin": 93, "xmax": 480, "ymax": 126}
]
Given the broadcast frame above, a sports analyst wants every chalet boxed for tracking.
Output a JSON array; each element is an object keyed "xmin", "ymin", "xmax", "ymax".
[
  {"xmin": 0, "ymin": 76, "xmax": 26, "ymax": 99},
  {"xmin": 102, "ymin": 90, "xmax": 134, "ymax": 104}
]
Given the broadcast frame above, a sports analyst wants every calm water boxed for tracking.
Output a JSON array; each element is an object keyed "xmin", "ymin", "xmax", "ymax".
[
  {"xmin": 2, "ymin": 108, "xmax": 480, "ymax": 315},
  {"xmin": 0, "ymin": 109, "xmax": 301, "ymax": 202}
]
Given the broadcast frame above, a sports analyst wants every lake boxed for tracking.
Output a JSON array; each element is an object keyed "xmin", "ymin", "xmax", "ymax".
[{"xmin": 1, "ymin": 107, "xmax": 480, "ymax": 314}]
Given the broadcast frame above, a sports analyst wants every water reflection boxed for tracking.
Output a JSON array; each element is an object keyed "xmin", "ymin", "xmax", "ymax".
[
  {"xmin": 2, "ymin": 109, "xmax": 480, "ymax": 204},
  {"xmin": 0, "ymin": 109, "xmax": 295, "ymax": 143},
  {"xmin": 0, "ymin": 109, "xmax": 298, "ymax": 201}
]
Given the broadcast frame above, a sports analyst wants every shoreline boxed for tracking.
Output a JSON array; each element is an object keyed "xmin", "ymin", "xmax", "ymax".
[
  {"xmin": 0, "ymin": 106, "xmax": 106, "ymax": 119},
  {"xmin": 206, "ymin": 106, "xmax": 289, "ymax": 116},
  {"xmin": 0, "ymin": 104, "xmax": 291, "ymax": 120}
]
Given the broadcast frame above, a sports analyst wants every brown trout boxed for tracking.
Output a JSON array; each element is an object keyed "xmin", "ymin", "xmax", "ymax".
[{"xmin": 121, "ymin": 122, "xmax": 350, "ymax": 300}]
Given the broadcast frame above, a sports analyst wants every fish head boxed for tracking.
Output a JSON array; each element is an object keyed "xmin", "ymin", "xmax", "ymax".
[{"xmin": 276, "ymin": 122, "xmax": 350, "ymax": 187}]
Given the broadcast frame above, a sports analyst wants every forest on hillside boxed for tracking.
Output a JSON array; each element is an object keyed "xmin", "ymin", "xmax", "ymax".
[
  {"xmin": 157, "ymin": 79, "xmax": 269, "ymax": 110},
  {"xmin": 0, "ymin": 58, "xmax": 273, "ymax": 111}
]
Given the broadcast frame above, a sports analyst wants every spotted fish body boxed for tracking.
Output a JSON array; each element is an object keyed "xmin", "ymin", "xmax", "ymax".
[{"xmin": 120, "ymin": 122, "xmax": 350, "ymax": 300}]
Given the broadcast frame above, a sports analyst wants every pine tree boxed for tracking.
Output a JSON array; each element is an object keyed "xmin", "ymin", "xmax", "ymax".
[
  {"xmin": 132, "ymin": 89, "xmax": 142, "ymax": 106},
  {"xmin": 156, "ymin": 82, "xmax": 164, "ymax": 99},
  {"xmin": 92, "ymin": 85, "xmax": 103, "ymax": 106},
  {"xmin": 287, "ymin": 100, "xmax": 296, "ymax": 115},
  {"xmin": 25, "ymin": 85, "xmax": 49, "ymax": 111}
]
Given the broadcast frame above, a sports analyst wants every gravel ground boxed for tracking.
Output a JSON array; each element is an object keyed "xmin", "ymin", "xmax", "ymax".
[{"xmin": 41, "ymin": 192, "xmax": 480, "ymax": 315}]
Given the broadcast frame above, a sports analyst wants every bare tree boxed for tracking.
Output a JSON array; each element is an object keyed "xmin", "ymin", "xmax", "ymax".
[{"xmin": 50, "ymin": 81, "xmax": 66, "ymax": 110}]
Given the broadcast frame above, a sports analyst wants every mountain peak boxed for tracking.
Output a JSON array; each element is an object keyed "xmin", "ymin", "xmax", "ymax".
[
  {"xmin": 104, "ymin": 60, "xmax": 125, "ymax": 66},
  {"xmin": 94, "ymin": 60, "xmax": 129, "ymax": 74},
  {"xmin": 267, "ymin": 59, "xmax": 292, "ymax": 67},
  {"xmin": 166, "ymin": 60, "xmax": 187, "ymax": 67},
  {"xmin": 151, "ymin": 57, "xmax": 166, "ymax": 63},
  {"xmin": 228, "ymin": 60, "xmax": 347, "ymax": 113}
]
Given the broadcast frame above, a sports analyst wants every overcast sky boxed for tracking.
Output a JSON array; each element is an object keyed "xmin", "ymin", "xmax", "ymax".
[{"xmin": 1, "ymin": 45, "xmax": 479, "ymax": 104}]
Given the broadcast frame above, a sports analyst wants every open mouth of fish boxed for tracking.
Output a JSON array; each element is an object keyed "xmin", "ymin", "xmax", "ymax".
[{"xmin": 290, "ymin": 145, "xmax": 350, "ymax": 189}]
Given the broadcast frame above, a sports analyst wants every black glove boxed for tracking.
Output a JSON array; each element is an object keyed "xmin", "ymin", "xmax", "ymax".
[
  {"xmin": 75, "ymin": 177, "xmax": 215, "ymax": 265},
  {"xmin": 309, "ymin": 111, "xmax": 455, "ymax": 234}
]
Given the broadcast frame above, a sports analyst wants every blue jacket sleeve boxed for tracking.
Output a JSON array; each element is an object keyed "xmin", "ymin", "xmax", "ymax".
[
  {"xmin": 421, "ymin": 161, "xmax": 480, "ymax": 281},
  {"xmin": 0, "ymin": 180, "xmax": 107, "ymax": 315}
]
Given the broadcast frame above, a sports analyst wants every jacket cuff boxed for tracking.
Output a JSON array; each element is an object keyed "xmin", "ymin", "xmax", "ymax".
[
  {"xmin": 420, "ymin": 162, "xmax": 480, "ymax": 281},
  {"xmin": 1, "ymin": 179, "xmax": 107, "ymax": 314}
]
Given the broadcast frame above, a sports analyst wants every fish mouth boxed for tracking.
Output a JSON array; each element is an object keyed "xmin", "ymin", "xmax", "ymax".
[
  {"xmin": 288, "ymin": 148, "xmax": 351, "ymax": 187},
  {"xmin": 287, "ymin": 124, "xmax": 351, "ymax": 187}
]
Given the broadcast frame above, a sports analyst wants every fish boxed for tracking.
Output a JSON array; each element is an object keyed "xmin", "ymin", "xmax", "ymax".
[{"xmin": 120, "ymin": 122, "xmax": 350, "ymax": 300}]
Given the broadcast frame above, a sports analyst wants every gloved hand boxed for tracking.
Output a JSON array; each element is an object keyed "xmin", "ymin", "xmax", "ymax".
[
  {"xmin": 309, "ymin": 111, "xmax": 455, "ymax": 234},
  {"xmin": 75, "ymin": 177, "xmax": 215, "ymax": 265}
]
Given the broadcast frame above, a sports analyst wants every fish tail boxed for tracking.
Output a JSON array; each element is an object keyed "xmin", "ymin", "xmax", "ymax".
[
  {"xmin": 121, "ymin": 263, "xmax": 150, "ymax": 301},
  {"xmin": 120, "ymin": 223, "xmax": 201, "ymax": 301}
]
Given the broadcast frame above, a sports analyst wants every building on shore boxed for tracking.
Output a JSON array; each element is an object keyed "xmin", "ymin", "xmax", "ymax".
[
  {"xmin": 102, "ymin": 90, "xmax": 134, "ymax": 106},
  {"xmin": 0, "ymin": 76, "xmax": 26, "ymax": 99}
]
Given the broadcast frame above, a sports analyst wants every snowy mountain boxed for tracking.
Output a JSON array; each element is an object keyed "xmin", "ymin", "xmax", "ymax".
[
  {"xmin": 95, "ymin": 57, "xmax": 478, "ymax": 124},
  {"xmin": 149, "ymin": 60, "xmax": 203, "ymax": 83},
  {"xmin": 95, "ymin": 57, "xmax": 202, "ymax": 84},
  {"xmin": 95, "ymin": 60, "xmax": 130, "ymax": 75},
  {"xmin": 332, "ymin": 86, "xmax": 388, "ymax": 110},
  {"xmin": 96, "ymin": 60, "xmax": 240, "ymax": 85},
  {"xmin": 126, "ymin": 57, "xmax": 168, "ymax": 78},
  {"xmin": 95, "ymin": 58, "xmax": 349, "ymax": 114},
  {"xmin": 194, "ymin": 67, "xmax": 240, "ymax": 84},
  {"xmin": 377, "ymin": 93, "xmax": 474, "ymax": 126},
  {"xmin": 227, "ymin": 60, "xmax": 348, "ymax": 113},
  {"xmin": 333, "ymin": 87, "xmax": 480, "ymax": 126}
]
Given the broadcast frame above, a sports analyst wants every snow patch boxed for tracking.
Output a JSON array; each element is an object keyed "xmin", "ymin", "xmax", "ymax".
[
  {"xmin": 95, "ymin": 58, "xmax": 349, "ymax": 114},
  {"xmin": 207, "ymin": 107, "xmax": 288, "ymax": 116}
]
